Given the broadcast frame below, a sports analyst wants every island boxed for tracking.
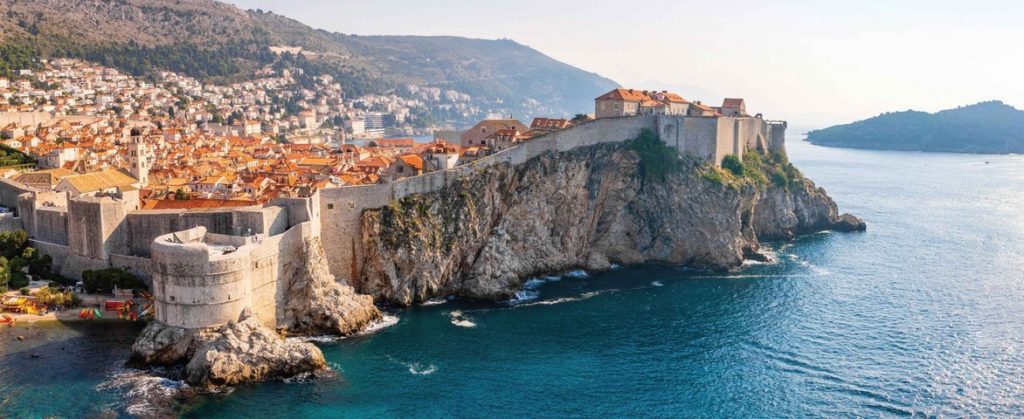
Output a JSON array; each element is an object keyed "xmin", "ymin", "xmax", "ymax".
[{"xmin": 805, "ymin": 101, "xmax": 1024, "ymax": 153}]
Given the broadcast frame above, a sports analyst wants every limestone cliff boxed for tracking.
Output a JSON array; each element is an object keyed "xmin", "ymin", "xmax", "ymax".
[
  {"xmin": 356, "ymin": 142, "xmax": 864, "ymax": 305},
  {"xmin": 279, "ymin": 236, "xmax": 381, "ymax": 335}
]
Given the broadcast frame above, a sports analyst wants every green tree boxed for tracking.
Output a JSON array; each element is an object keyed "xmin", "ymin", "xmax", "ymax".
[
  {"xmin": 0, "ymin": 256, "xmax": 9, "ymax": 293},
  {"xmin": 82, "ymin": 268, "xmax": 146, "ymax": 294},
  {"xmin": 0, "ymin": 230, "xmax": 28, "ymax": 259}
]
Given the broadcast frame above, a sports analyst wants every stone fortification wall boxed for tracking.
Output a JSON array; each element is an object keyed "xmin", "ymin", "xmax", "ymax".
[
  {"xmin": 150, "ymin": 220, "xmax": 317, "ymax": 330},
  {"xmin": 0, "ymin": 212, "xmax": 18, "ymax": 233},
  {"xmin": 320, "ymin": 114, "xmax": 765, "ymax": 281},
  {"xmin": 124, "ymin": 205, "xmax": 284, "ymax": 257},
  {"xmin": 0, "ymin": 111, "xmax": 53, "ymax": 128},
  {"xmin": 33, "ymin": 206, "xmax": 68, "ymax": 244},
  {"xmin": 151, "ymin": 227, "xmax": 258, "ymax": 329},
  {"xmin": 29, "ymin": 239, "xmax": 70, "ymax": 272},
  {"xmin": 0, "ymin": 178, "xmax": 32, "ymax": 210}
]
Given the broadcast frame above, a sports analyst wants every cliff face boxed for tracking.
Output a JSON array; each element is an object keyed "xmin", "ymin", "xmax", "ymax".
[{"xmin": 356, "ymin": 143, "xmax": 863, "ymax": 305}]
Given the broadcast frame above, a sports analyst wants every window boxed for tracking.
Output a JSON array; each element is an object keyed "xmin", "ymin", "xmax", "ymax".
[{"xmin": 327, "ymin": 203, "xmax": 334, "ymax": 210}]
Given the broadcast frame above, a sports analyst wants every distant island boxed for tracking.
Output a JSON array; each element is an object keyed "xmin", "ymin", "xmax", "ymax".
[{"xmin": 806, "ymin": 101, "xmax": 1024, "ymax": 154}]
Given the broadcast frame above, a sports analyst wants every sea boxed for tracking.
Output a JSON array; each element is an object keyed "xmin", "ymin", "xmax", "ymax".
[{"xmin": 2, "ymin": 140, "xmax": 1024, "ymax": 417}]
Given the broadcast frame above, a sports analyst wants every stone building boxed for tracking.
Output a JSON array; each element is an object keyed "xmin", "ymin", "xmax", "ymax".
[
  {"xmin": 459, "ymin": 119, "xmax": 529, "ymax": 148},
  {"xmin": 594, "ymin": 88, "xmax": 690, "ymax": 118}
]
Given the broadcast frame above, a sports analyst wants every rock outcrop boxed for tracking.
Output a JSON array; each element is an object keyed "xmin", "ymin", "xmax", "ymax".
[
  {"xmin": 184, "ymin": 309, "xmax": 325, "ymax": 387},
  {"xmin": 131, "ymin": 310, "xmax": 325, "ymax": 388},
  {"xmin": 279, "ymin": 236, "xmax": 381, "ymax": 336},
  {"xmin": 357, "ymin": 143, "xmax": 864, "ymax": 305}
]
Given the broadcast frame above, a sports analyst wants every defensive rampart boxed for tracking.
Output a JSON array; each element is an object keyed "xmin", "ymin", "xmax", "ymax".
[{"xmin": 320, "ymin": 114, "xmax": 785, "ymax": 281}]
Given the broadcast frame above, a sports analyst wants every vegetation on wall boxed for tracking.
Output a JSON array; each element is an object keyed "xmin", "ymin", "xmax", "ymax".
[
  {"xmin": 704, "ymin": 151, "xmax": 803, "ymax": 190},
  {"xmin": 626, "ymin": 129, "xmax": 683, "ymax": 183}
]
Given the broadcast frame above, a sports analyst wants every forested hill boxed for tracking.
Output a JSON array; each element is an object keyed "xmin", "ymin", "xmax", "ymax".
[
  {"xmin": 806, "ymin": 101, "xmax": 1024, "ymax": 154},
  {"xmin": 0, "ymin": 0, "xmax": 616, "ymax": 121}
]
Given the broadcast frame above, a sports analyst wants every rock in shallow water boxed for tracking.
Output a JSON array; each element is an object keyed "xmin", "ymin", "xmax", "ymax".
[
  {"xmin": 130, "ymin": 310, "xmax": 326, "ymax": 388},
  {"xmin": 184, "ymin": 309, "xmax": 325, "ymax": 387}
]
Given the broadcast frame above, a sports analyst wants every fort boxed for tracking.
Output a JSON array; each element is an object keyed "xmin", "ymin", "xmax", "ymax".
[{"xmin": 0, "ymin": 114, "xmax": 785, "ymax": 331}]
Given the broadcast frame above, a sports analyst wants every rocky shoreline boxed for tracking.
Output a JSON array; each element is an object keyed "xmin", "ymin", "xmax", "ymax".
[
  {"xmin": 127, "ymin": 141, "xmax": 863, "ymax": 388},
  {"xmin": 356, "ymin": 142, "xmax": 864, "ymax": 305}
]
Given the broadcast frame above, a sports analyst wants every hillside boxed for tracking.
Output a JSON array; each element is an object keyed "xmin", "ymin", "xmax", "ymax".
[
  {"xmin": 806, "ymin": 101, "xmax": 1024, "ymax": 153},
  {"xmin": 0, "ymin": 0, "xmax": 616, "ymax": 122}
]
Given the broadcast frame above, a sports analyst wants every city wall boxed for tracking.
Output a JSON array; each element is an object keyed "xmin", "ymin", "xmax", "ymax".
[
  {"xmin": 150, "ymin": 196, "xmax": 318, "ymax": 330},
  {"xmin": 0, "ymin": 115, "xmax": 783, "ymax": 326},
  {"xmin": 320, "ymin": 114, "xmax": 785, "ymax": 281}
]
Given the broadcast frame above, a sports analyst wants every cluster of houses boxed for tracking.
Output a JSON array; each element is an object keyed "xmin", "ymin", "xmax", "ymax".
[
  {"xmin": 0, "ymin": 55, "xmax": 755, "ymax": 212},
  {"xmin": 595, "ymin": 88, "xmax": 748, "ymax": 119}
]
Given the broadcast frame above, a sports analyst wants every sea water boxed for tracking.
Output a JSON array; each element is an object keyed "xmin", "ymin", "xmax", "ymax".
[{"xmin": 3, "ymin": 140, "xmax": 1024, "ymax": 417}]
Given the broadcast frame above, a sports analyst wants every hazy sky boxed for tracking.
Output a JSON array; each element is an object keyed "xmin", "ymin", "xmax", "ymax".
[{"xmin": 228, "ymin": 0, "xmax": 1023, "ymax": 129}]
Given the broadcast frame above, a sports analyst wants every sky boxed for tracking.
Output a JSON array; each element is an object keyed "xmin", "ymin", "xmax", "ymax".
[{"xmin": 227, "ymin": 0, "xmax": 1023, "ymax": 130}]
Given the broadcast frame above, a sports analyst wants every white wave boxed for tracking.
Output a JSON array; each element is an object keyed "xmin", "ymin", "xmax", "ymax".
[
  {"xmin": 513, "ymin": 289, "xmax": 611, "ymax": 308},
  {"xmin": 609, "ymin": 264, "xmax": 621, "ymax": 270},
  {"xmin": 420, "ymin": 298, "xmax": 449, "ymax": 306},
  {"xmin": 448, "ymin": 310, "xmax": 477, "ymax": 328},
  {"xmin": 565, "ymin": 269, "xmax": 589, "ymax": 278},
  {"xmin": 507, "ymin": 289, "xmax": 539, "ymax": 304},
  {"xmin": 651, "ymin": 281, "xmax": 664, "ymax": 287},
  {"xmin": 359, "ymin": 314, "xmax": 400, "ymax": 335},
  {"xmin": 289, "ymin": 335, "xmax": 345, "ymax": 344},
  {"xmin": 543, "ymin": 275, "xmax": 562, "ymax": 281},
  {"xmin": 523, "ymin": 278, "xmax": 546, "ymax": 290},
  {"xmin": 97, "ymin": 368, "xmax": 188, "ymax": 417},
  {"xmin": 407, "ymin": 363, "xmax": 438, "ymax": 375}
]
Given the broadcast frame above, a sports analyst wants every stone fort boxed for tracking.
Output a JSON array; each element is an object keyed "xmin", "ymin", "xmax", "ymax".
[{"xmin": 0, "ymin": 114, "xmax": 785, "ymax": 330}]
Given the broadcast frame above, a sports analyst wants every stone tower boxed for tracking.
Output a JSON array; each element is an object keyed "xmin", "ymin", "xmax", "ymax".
[{"xmin": 128, "ymin": 127, "xmax": 150, "ymax": 186}]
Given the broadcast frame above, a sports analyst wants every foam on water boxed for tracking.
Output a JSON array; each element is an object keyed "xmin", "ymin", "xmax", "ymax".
[
  {"xmin": 360, "ymin": 314, "xmax": 400, "ymax": 335},
  {"xmin": 96, "ymin": 368, "xmax": 188, "ymax": 417},
  {"xmin": 507, "ymin": 290, "xmax": 540, "ymax": 304},
  {"xmin": 523, "ymin": 278, "xmax": 546, "ymax": 290},
  {"xmin": 407, "ymin": 363, "xmax": 438, "ymax": 375},
  {"xmin": 448, "ymin": 310, "xmax": 478, "ymax": 328},
  {"xmin": 565, "ymin": 270, "xmax": 589, "ymax": 278},
  {"xmin": 420, "ymin": 298, "xmax": 449, "ymax": 306},
  {"xmin": 652, "ymin": 281, "xmax": 664, "ymax": 287},
  {"xmin": 290, "ymin": 335, "xmax": 345, "ymax": 344}
]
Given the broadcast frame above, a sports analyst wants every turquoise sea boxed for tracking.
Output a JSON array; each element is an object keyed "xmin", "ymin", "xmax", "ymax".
[{"xmin": 3, "ymin": 140, "xmax": 1024, "ymax": 417}]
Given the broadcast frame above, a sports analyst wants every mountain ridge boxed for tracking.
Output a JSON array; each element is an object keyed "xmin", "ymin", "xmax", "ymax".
[{"xmin": 0, "ymin": 0, "xmax": 618, "ymax": 122}]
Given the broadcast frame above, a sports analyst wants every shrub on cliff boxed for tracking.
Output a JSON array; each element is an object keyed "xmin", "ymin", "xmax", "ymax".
[
  {"xmin": 82, "ymin": 268, "xmax": 146, "ymax": 294},
  {"xmin": 721, "ymin": 154, "xmax": 745, "ymax": 177},
  {"xmin": 626, "ymin": 129, "xmax": 681, "ymax": 182}
]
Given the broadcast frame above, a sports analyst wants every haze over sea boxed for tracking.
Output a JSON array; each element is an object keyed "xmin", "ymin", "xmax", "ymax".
[{"xmin": 2, "ymin": 140, "xmax": 1024, "ymax": 417}]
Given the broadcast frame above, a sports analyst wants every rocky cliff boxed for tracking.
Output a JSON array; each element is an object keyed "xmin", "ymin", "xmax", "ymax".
[
  {"xmin": 356, "ymin": 142, "xmax": 864, "ymax": 305},
  {"xmin": 130, "ymin": 234, "xmax": 379, "ymax": 387}
]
